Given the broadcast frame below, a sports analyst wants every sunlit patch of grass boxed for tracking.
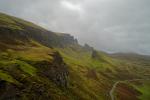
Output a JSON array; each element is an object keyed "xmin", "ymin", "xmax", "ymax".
[
  {"xmin": 2, "ymin": 40, "xmax": 54, "ymax": 62},
  {"xmin": 0, "ymin": 42, "xmax": 54, "ymax": 76},
  {"xmin": 13, "ymin": 60, "xmax": 37, "ymax": 76},
  {"xmin": 17, "ymin": 47, "xmax": 53, "ymax": 61},
  {"xmin": 0, "ymin": 59, "xmax": 36, "ymax": 76}
]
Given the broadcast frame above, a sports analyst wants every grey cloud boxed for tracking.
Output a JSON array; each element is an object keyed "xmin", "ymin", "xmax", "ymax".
[{"xmin": 0, "ymin": 0, "xmax": 150, "ymax": 55}]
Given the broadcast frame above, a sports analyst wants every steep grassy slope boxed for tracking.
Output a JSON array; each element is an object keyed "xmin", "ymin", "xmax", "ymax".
[
  {"xmin": 56, "ymin": 47, "xmax": 114, "ymax": 99},
  {"xmin": 0, "ymin": 12, "xmax": 149, "ymax": 100},
  {"xmin": 133, "ymin": 80, "xmax": 150, "ymax": 100},
  {"xmin": 0, "ymin": 13, "xmax": 71, "ymax": 99},
  {"xmin": 0, "ymin": 42, "xmax": 71, "ymax": 100}
]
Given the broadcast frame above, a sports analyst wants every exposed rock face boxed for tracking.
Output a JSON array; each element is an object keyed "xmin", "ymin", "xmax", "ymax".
[
  {"xmin": 91, "ymin": 50, "xmax": 99, "ymax": 59},
  {"xmin": 35, "ymin": 52, "xmax": 69, "ymax": 87},
  {"xmin": 59, "ymin": 33, "xmax": 78, "ymax": 45},
  {"xmin": 0, "ymin": 20, "xmax": 79, "ymax": 49},
  {"xmin": 55, "ymin": 33, "xmax": 78, "ymax": 48},
  {"xmin": 0, "ymin": 27, "xmax": 29, "ymax": 43},
  {"xmin": 14, "ymin": 21, "xmax": 79, "ymax": 48},
  {"xmin": 50, "ymin": 52, "xmax": 69, "ymax": 87},
  {"xmin": 83, "ymin": 43, "xmax": 94, "ymax": 51}
]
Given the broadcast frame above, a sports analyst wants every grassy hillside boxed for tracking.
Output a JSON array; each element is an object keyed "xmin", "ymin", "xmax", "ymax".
[
  {"xmin": 0, "ymin": 12, "xmax": 149, "ymax": 100},
  {"xmin": 134, "ymin": 80, "xmax": 150, "ymax": 100}
]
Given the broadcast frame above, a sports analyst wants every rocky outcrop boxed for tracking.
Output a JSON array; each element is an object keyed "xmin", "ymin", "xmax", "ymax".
[
  {"xmin": 35, "ymin": 52, "xmax": 69, "ymax": 87},
  {"xmin": 59, "ymin": 33, "xmax": 78, "ymax": 46},
  {"xmin": 49, "ymin": 52, "xmax": 69, "ymax": 87},
  {"xmin": 91, "ymin": 50, "xmax": 99, "ymax": 59},
  {"xmin": 0, "ymin": 27, "xmax": 29, "ymax": 44},
  {"xmin": 83, "ymin": 43, "xmax": 94, "ymax": 51}
]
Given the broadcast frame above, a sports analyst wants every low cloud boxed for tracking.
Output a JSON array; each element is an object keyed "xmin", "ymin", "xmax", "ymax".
[{"xmin": 0, "ymin": 0, "xmax": 150, "ymax": 55}]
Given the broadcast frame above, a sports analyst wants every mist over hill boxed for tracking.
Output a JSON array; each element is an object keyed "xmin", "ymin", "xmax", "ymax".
[{"xmin": 0, "ymin": 0, "xmax": 150, "ymax": 55}]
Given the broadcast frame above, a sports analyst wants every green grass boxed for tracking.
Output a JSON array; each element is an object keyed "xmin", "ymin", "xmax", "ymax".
[
  {"xmin": 0, "ymin": 70, "xmax": 19, "ymax": 84},
  {"xmin": 0, "ymin": 13, "xmax": 23, "ymax": 30},
  {"xmin": 17, "ymin": 46, "xmax": 53, "ymax": 61},
  {"xmin": 0, "ymin": 12, "xmax": 44, "ymax": 30},
  {"xmin": 0, "ymin": 13, "xmax": 16, "ymax": 24},
  {"xmin": 0, "ymin": 43, "xmax": 55, "ymax": 76},
  {"xmin": 13, "ymin": 60, "xmax": 37, "ymax": 76},
  {"xmin": 54, "ymin": 47, "xmax": 115, "ymax": 99},
  {"xmin": 0, "ymin": 60, "xmax": 36, "ymax": 76},
  {"xmin": 55, "ymin": 47, "xmax": 118, "ymax": 72},
  {"xmin": 133, "ymin": 81, "xmax": 150, "ymax": 100}
]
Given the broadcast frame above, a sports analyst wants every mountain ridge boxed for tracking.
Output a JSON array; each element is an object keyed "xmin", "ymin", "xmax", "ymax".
[{"xmin": 0, "ymin": 12, "xmax": 79, "ymax": 49}]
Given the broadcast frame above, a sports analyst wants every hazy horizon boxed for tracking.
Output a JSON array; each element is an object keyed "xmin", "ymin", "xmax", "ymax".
[{"xmin": 0, "ymin": 0, "xmax": 150, "ymax": 55}]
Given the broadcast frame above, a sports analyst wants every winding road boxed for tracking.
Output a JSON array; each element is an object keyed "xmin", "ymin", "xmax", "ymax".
[
  {"xmin": 109, "ymin": 79, "xmax": 150, "ymax": 100},
  {"xmin": 109, "ymin": 81, "xmax": 120, "ymax": 100}
]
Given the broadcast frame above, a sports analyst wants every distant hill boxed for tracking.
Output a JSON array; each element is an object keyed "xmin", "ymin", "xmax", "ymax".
[{"xmin": 111, "ymin": 52, "xmax": 150, "ymax": 61}]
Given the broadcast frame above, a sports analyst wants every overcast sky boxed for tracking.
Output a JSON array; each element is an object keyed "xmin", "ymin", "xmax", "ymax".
[{"xmin": 0, "ymin": 0, "xmax": 150, "ymax": 55}]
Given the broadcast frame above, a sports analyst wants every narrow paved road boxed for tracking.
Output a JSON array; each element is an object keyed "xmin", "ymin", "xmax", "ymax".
[
  {"xmin": 109, "ymin": 81, "xmax": 120, "ymax": 100},
  {"xmin": 109, "ymin": 79, "xmax": 149, "ymax": 100}
]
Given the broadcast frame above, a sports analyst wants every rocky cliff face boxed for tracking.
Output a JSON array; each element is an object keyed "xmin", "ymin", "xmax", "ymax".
[
  {"xmin": 58, "ymin": 33, "xmax": 78, "ymax": 46},
  {"xmin": 50, "ymin": 52, "xmax": 69, "ymax": 87},
  {"xmin": 0, "ymin": 27, "xmax": 29, "ymax": 43},
  {"xmin": 34, "ymin": 52, "xmax": 69, "ymax": 87},
  {"xmin": 83, "ymin": 43, "xmax": 94, "ymax": 51},
  {"xmin": 0, "ymin": 12, "xmax": 78, "ymax": 49},
  {"xmin": 0, "ymin": 25, "xmax": 78, "ymax": 49}
]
